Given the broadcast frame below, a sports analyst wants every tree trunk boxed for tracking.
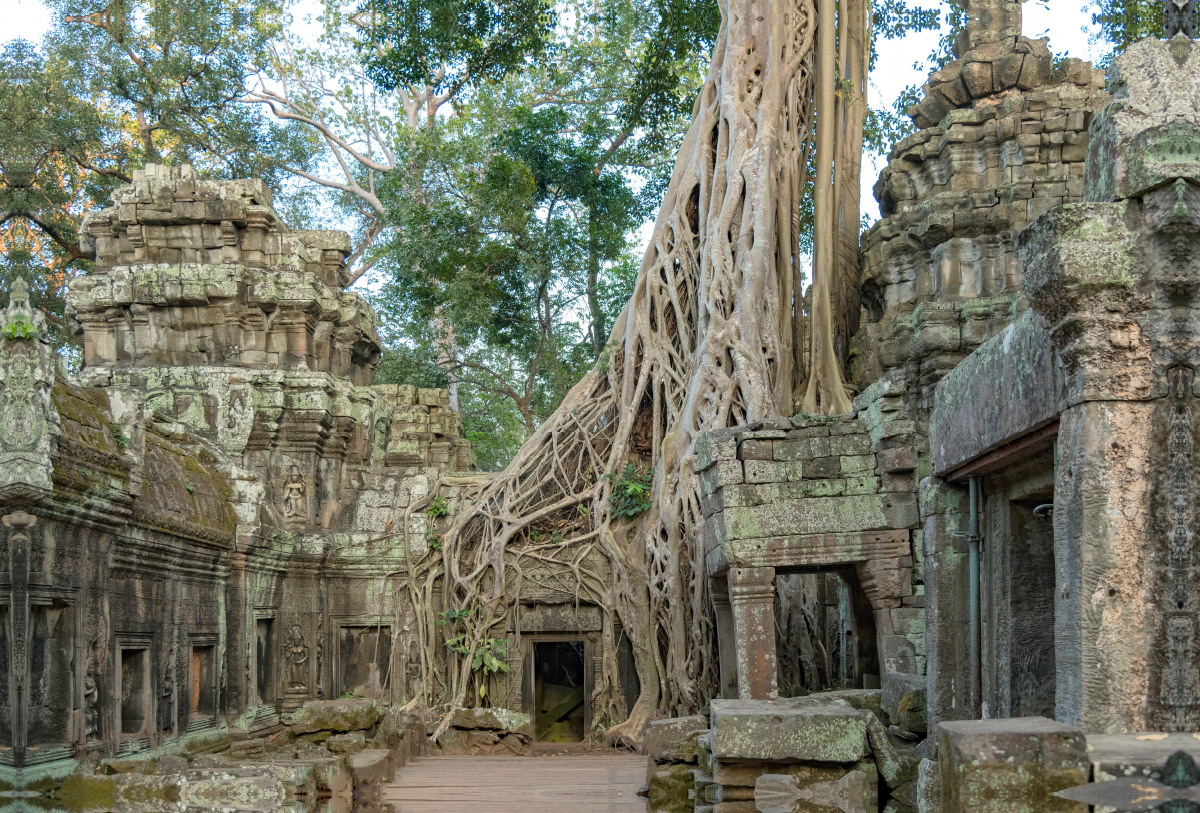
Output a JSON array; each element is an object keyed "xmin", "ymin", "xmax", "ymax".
[
  {"xmin": 414, "ymin": 0, "xmax": 867, "ymax": 745},
  {"xmin": 588, "ymin": 204, "xmax": 605, "ymax": 358}
]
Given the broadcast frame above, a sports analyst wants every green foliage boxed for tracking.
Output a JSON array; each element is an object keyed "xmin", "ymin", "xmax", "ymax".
[
  {"xmin": 440, "ymin": 605, "xmax": 510, "ymax": 700},
  {"xmin": 1091, "ymin": 0, "xmax": 1164, "ymax": 61},
  {"xmin": 425, "ymin": 530, "xmax": 443, "ymax": 551},
  {"xmin": 357, "ymin": 0, "xmax": 556, "ymax": 93},
  {"xmin": 0, "ymin": 316, "xmax": 36, "ymax": 340},
  {"xmin": 427, "ymin": 495, "xmax": 449, "ymax": 518},
  {"xmin": 606, "ymin": 464, "xmax": 654, "ymax": 520},
  {"xmin": 110, "ymin": 427, "xmax": 131, "ymax": 452}
]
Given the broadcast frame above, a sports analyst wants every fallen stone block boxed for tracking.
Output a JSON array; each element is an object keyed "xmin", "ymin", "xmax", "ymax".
[
  {"xmin": 882, "ymin": 673, "xmax": 926, "ymax": 724},
  {"xmin": 327, "ymin": 731, "xmax": 367, "ymax": 755},
  {"xmin": 287, "ymin": 698, "xmax": 380, "ymax": 734},
  {"xmin": 646, "ymin": 715, "xmax": 710, "ymax": 763},
  {"xmin": 710, "ymin": 697, "xmax": 870, "ymax": 763},
  {"xmin": 448, "ymin": 706, "xmax": 532, "ymax": 733}
]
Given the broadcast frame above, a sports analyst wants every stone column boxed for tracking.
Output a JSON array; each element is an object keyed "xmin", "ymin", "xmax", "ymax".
[
  {"xmin": 710, "ymin": 574, "xmax": 738, "ymax": 699},
  {"xmin": 920, "ymin": 477, "xmax": 973, "ymax": 727},
  {"xmin": 728, "ymin": 566, "xmax": 777, "ymax": 699},
  {"xmin": 4, "ymin": 511, "xmax": 34, "ymax": 767},
  {"xmin": 1021, "ymin": 37, "xmax": 1200, "ymax": 730}
]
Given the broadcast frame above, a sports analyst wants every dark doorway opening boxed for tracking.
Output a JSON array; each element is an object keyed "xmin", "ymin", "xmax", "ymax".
[
  {"xmin": 255, "ymin": 618, "xmax": 276, "ymax": 706},
  {"xmin": 120, "ymin": 648, "xmax": 149, "ymax": 737},
  {"xmin": 534, "ymin": 641, "xmax": 586, "ymax": 742}
]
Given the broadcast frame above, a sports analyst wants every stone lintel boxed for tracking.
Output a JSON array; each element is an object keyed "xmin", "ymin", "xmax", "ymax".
[{"xmin": 714, "ymin": 530, "xmax": 910, "ymax": 573}]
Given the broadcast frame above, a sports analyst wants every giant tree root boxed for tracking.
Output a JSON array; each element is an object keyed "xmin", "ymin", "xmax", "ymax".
[{"xmin": 400, "ymin": 0, "xmax": 867, "ymax": 746}]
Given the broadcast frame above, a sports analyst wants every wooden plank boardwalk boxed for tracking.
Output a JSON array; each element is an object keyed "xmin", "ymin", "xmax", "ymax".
[{"xmin": 384, "ymin": 754, "xmax": 648, "ymax": 812}]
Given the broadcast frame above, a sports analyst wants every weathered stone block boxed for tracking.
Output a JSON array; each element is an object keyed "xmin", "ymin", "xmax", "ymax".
[
  {"xmin": 448, "ymin": 707, "xmax": 531, "ymax": 733},
  {"xmin": 882, "ymin": 673, "xmax": 926, "ymax": 723},
  {"xmin": 646, "ymin": 715, "xmax": 710, "ymax": 763},
  {"xmin": 876, "ymin": 448, "xmax": 916, "ymax": 473},
  {"xmin": 327, "ymin": 731, "xmax": 367, "ymax": 755},
  {"xmin": 938, "ymin": 718, "xmax": 1088, "ymax": 812},
  {"xmin": 710, "ymin": 698, "xmax": 870, "ymax": 763},
  {"xmin": 288, "ymin": 698, "xmax": 380, "ymax": 734}
]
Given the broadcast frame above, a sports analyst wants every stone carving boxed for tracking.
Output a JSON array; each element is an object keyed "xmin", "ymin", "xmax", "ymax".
[
  {"xmin": 1160, "ymin": 366, "xmax": 1200, "ymax": 729},
  {"xmin": 83, "ymin": 666, "xmax": 99, "ymax": 741},
  {"xmin": 284, "ymin": 625, "xmax": 309, "ymax": 689},
  {"xmin": 281, "ymin": 466, "xmax": 306, "ymax": 519}
]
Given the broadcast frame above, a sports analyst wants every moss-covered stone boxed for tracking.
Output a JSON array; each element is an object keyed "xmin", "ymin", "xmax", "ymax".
[{"xmin": 288, "ymin": 698, "xmax": 380, "ymax": 734}]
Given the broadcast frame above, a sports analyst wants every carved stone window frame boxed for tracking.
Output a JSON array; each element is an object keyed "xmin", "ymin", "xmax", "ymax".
[
  {"xmin": 114, "ymin": 632, "xmax": 155, "ymax": 747},
  {"xmin": 187, "ymin": 633, "xmax": 219, "ymax": 729},
  {"xmin": 252, "ymin": 609, "xmax": 278, "ymax": 712},
  {"xmin": 330, "ymin": 615, "xmax": 396, "ymax": 702}
]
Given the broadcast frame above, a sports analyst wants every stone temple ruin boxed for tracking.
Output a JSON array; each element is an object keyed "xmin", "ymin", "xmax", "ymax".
[{"xmin": 4, "ymin": 1, "xmax": 1200, "ymax": 811}]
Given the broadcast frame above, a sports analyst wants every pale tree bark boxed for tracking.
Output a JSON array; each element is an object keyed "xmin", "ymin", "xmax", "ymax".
[{"xmin": 406, "ymin": 0, "xmax": 869, "ymax": 745}]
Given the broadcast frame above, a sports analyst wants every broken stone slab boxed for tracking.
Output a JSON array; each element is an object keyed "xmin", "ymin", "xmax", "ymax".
[
  {"xmin": 711, "ymin": 760, "xmax": 846, "ymax": 789},
  {"xmin": 646, "ymin": 715, "xmax": 710, "ymax": 763},
  {"xmin": 449, "ymin": 706, "xmax": 532, "ymax": 733},
  {"xmin": 287, "ymin": 698, "xmax": 380, "ymax": 734},
  {"xmin": 916, "ymin": 757, "xmax": 941, "ymax": 813},
  {"xmin": 710, "ymin": 698, "xmax": 869, "ymax": 763},
  {"xmin": 937, "ymin": 717, "xmax": 1088, "ymax": 812}
]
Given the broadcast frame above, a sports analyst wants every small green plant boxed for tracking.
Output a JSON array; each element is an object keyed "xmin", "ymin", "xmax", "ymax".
[
  {"xmin": 606, "ymin": 464, "xmax": 654, "ymax": 519},
  {"xmin": 425, "ymin": 530, "xmax": 442, "ymax": 551},
  {"xmin": 439, "ymin": 607, "xmax": 510, "ymax": 700},
  {"xmin": 111, "ymin": 427, "xmax": 131, "ymax": 452},
  {"xmin": 186, "ymin": 482, "xmax": 195, "ymax": 493},
  {"xmin": 427, "ymin": 495, "xmax": 449, "ymax": 518},
  {"xmin": 340, "ymin": 691, "xmax": 357, "ymax": 699},
  {"xmin": 0, "ymin": 316, "xmax": 36, "ymax": 340},
  {"xmin": 551, "ymin": 529, "xmax": 565, "ymax": 545}
]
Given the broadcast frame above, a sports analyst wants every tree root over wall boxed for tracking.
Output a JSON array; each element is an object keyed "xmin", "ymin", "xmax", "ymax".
[{"xmin": 398, "ymin": 0, "xmax": 868, "ymax": 748}]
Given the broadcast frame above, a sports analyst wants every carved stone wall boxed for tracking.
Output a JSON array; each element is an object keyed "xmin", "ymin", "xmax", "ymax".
[
  {"xmin": 0, "ymin": 165, "xmax": 486, "ymax": 780},
  {"xmin": 854, "ymin": 14, "xmax": 1109, "ymax": 418}
]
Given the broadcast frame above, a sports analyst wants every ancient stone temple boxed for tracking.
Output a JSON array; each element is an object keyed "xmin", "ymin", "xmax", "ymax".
[
  {"xmin": 6, "ymin": 2, "xmax": 1200, "ymax": 812},
  {"xmin": 0, "ymin": 165, "xmax": 501, "ymax": 801}
]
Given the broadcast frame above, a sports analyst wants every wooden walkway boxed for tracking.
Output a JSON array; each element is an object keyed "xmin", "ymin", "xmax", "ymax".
[{"xmin": 385, "ymin": 754, "xmax": 648, "ymax": 812}]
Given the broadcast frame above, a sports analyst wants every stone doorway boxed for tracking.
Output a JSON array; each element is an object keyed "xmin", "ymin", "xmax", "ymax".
[
  {"xmin": 524, "ymin": 637, "xmax": 592, "ymax": 742},
  {"xmin": 983, "ymin": 465, "xmax": 1057, "ymax": 720},
  {"xmin": 775, "ymin": 570, "xmax": 879, "ymax": 696}
]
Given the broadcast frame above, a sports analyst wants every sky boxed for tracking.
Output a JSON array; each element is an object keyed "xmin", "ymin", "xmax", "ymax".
[{"xmin": 0, "ymin": 0, "xmax": 1105, "ymax": 226}]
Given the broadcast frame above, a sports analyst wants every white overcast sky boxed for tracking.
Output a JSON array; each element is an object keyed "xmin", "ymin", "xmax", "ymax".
[{"xmin": 0, "ymin": 0, "xmax": 1104, "ymax": 225}]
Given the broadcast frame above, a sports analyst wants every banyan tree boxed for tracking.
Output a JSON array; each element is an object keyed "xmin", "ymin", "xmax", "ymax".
[{"xmin": 405, "ymin": 0, "xmax": 872, "ymax": 745}]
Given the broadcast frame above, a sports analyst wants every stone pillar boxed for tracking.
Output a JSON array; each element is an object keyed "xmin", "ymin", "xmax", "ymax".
[
  {"xmin": 920, "ymin": 477, "xmax": 972, "ymax": 727},
  {"xmin": 4, "ymin": 511, "xmax": 35, "ymax": 767},
  {"xmin": 710, "ymin": 575, "xmax": 738, "ymax": 699},
  {"xmin": 225, "ymin": 552, "xmax": 249, "ymax": 716},
  {"xmin": 1021, "ymin": 35, "xmax": 1200, "ymax": 731},
  {"xmin": 728, "ymin": 566, "xmax": 777, "ymax": 699}
]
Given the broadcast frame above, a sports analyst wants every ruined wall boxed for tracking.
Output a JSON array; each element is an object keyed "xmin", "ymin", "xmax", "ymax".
[
  {"xmin": 853, "ymin": 28, "xmax": 1108, "ymax": 418},
  {"xmin": 0, "ymin": 165, "xmax": 479, "ymax": 779}
]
